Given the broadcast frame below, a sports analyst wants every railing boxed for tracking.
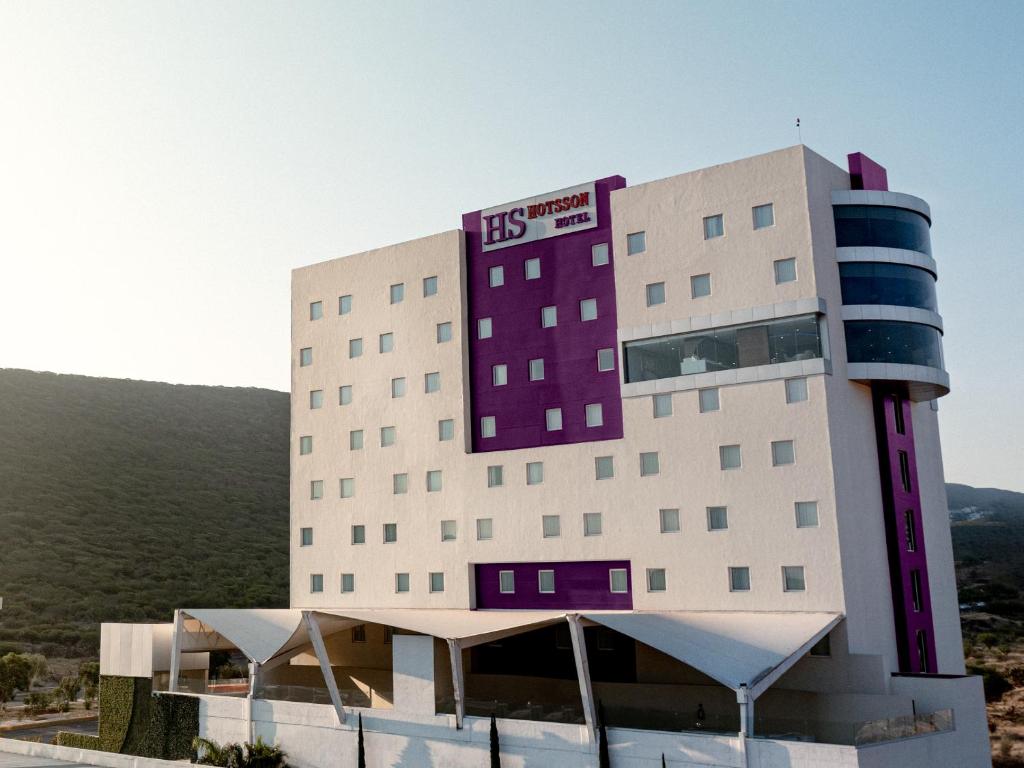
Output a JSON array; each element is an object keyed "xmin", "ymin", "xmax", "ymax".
[
  {"xmin": 254, "ymin": 684, "xmax": 374, "ymax": 708},
  {"xmin": 438, "ymin": 697, "xmax": 585, "ymax": 725},
  {"xmin": 854, "ymin": 708, "xmax": 954, "ymax": 745}
]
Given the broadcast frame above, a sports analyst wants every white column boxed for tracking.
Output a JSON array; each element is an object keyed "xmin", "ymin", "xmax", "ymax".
[
  {"xmin": 247, "ymin": 661, "xmax": 258, "ymax": 744},
  {"xmin": 566, "ymin": 615, "xmax": 597, "ymax": 743},
  {"xmin": 737, "ymin": 684, "xmax": 754, "ymax": 736},
  {"xmin": 168, "ymin": 609, "xmax": 183, "ymax": 693},
  {"xmin": 302, "ymin": 611, "xmax": 347, "ymax": 725},
  {"xmin": 447, "ymin": 639, "xmax": 465, "ymax": 729}
]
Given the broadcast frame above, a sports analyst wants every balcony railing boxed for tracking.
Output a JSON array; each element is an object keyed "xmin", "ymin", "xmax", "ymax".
[{"xmin": 854, "ymin": 708, "xmax": 954, "ymax": 745}]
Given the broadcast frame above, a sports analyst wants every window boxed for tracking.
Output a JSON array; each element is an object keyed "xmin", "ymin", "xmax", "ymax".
[
  {"xmin": 441, "ymin": 520, "xmax": 457, "ymax": 541},
  {"xmin": 834, "ymin": 204, "xmax": 932, "ymax": 255},
  {"xmin": 898, "ymin": 450, "xmax": 912, "ymax": 492},
  {"xmin": 785, "ymin": 377, "xmax": 808, "ymax": 403},
  {"xmin": 893, "ymin": 395, "xmax": 906, "ymax": 434},
  {"xmin": 339, "ymin": 294, "xmax": 352, "ymax": 315},
  {"xmin": 339, "ymin": 385, "xmax": 352, "ymax": 405},
  {"xmin": 438, "ymin": 419, "xmax": 454, "ymax": 441},
  {"xmin": 609, "ymin": 569, "xmax": 628, "ymax": 593},
  {"xmin": 545, "ymin": 408, "xmax": 563, "ymax": 431},
  {"xmin": 699, "ymin": 388, "xmax": 719, "ymax": 413},
  {"xmin": 395, "ymin": 573, "xmax": 410, "ymax": 593},
  {"xmin": 647, "ymin": 568, "xmax": 667, "ymax": 592},
  {"xmin": 427, "ymin": 470, "xmax": 442, "ymax": 492},
  {"xmin": 839, "ymin": 262, "xmax": 939, "ymax": 311},
  {"xmin": 477, "ymin": 517, "xmax": 493, "ymax": 540},
  {"xmin": 541, "ymin": 305, "xmax": 558, "ymax": 328},
  {"xmin": 527, "ymin": 461, "xmax": 544, "ymax": 485},
  {"xmin": 580, "ymin": 298, "xmax": 598, "ymax": 321},
  {"xmin": 478, "ymin": 317, "xmax": 493, "ymax": 339},
  {"xmin": 390, "ymin": 283, "xmax": 404, "ymax": 304},
  {"xmin": 423, "ymin": 276, "xmax": 438, "ymax": 296},
  {"xmin": 310, "ymin": 480, "xmax": 323, "ymax": 500},
  {"xmin": 845, "ymin": 320, "xmax": 943, "ymax": 369},
  {"xmin": 340, "ymin": 478, "xmax": 355, "ymax": 498},
  {"xmin": 772, "ymin": 440, "xmax": 796, "ymax": 466},
  {"xmin": 425, "ymin": 372, "xmax": 441, "ymax": 393},
  {"xmin": 393, "ymin": 473, "xmax": 408, "ymax": 495},
  {"xmin": 729, "ymin": 567, "xmax": 751, "ymax": 592},
  {"xmin": 436, "ymin": 322, "xmax": 452, "ymax": 343},
  {"xmin": 647, "ymin": 393, "xmax": 672, "ymax": 419},
  {"xmin": 538, "ymin": 570, "xmax": 556, "ymax": 593},
  {"xmin": 774, "ymin": 258, "xmax": 797, "ymax": 284},
  {"xmin": 299, "ymin": 347, "xmax": 313, "ymax": 367},
  {"xmin": 379, "ymin": 332, "xmax": 394, "ymax": 353},
  {"xmin": 380, "ymin": 426, "xmax": 396, "ymax": 447},
  {"xmin": 783, "ymin": 566, "xmax": 806, "ymax": 592},
  {"xmin": 585, "ymin": 403, "xmax": 604, "ymax": 428},
  {"xmin": 529, "ymin": 358, "xmax": 545, "ymax": 381},
  {"xmin": 640, "ymin": 451, "xmax": 660, "ymax": 476},
  {"xmin": 597, "ymin": 348, "xmax": 615, "ymax": 371},
  {"xmin": 299, "ymin": 436, "xmax": 313, "ymax": 455},
  {"xmin": 341, "ymin": 573, "xmax": 355, "ymax": 593},
  {"xmin": 300, "ymin": 527, "xmax": 313, "ymax": 546},
  {"xmin": 309, "ymin": 389, "xmax": 323, "ymax": 409},
  {"xmin": 383, "ymin": 523, "xmax": 397, "ymax": 543},
  {"xmin": 525, "ymin": 257, "xmax": 541, "ymax": 280},
  {"xmin": 349, "ymin": 338, "xmax": 362, "ymax": 358},
  {"xmin": 489, "ymin": 265, "xmax": 504, "ymax": 287},
  {"xmin": 911, "ymin": 570, "xmax": 923, "ymax": 612},
  {"xmin": 492, "ymin": 364, "xmax": 508, "ymax": 386},
  {"xmin": 499, "ymin": 570, "xmax": 515, "ymax": 593},
  {"xmin": 627, "ymin": 231, "xmax": 646, "ymax": 255},
  {"xmin": 480, "ymin": 416, "xmax": 496, "ymax": 438},
  {"xmin": 707, "ymin": 506, "xmax": 728, "ymax": 531},
  {"xmin": 690, "ymin": 273, "xmax": 711, "ymax": 298},
  {"xmin": 703, "ymin": 214, "xmax": 724, "ymax": 239},
  {"xmin": 595, "ymin": 456, "xmax": 614, "ymax": 480},
  {"xmin": 349, "ymin": 430, "xmax": 363, "ymax": 450},
  {"xmin": 645, "ymin": 282, "xmax": 666, "ymax": 307},
  {"xmin": 309, "ymin": 300, "xmax": 323, "ymax": 320},
  {"xmin": 487, "ymin": 465, "xmax": 504, "ymax": 488},
  {"xmin": 310, "ymin": 574, "xmax": 324, "ymax": 593},
  {"xmin": 720, "ymin": 445, "xmax": 742, "ymax": 470},
  {"xmin": 753, "ymin": 203, "xmax": 775, "ymax": 230},
  {"xmin": 391, "ymin": 377, "xmax": 406, "ymax": 398},
  {"xmin": 904, "ymin": 509, "xmax": 917, "ymax": 551},
  {"xmin": 916, "ymin": 630, "xmax": 929, "ymax": 672},
  {"xmin": 659, "ymin": 508, "xmax": 680, "ymax": 533},
  {"xmin": 592, "ymin": 243, "xmax": 609, "ymax": 266},
  {"xmin": 351, "ymin": 525, "xmax": 365, "ymax": 544},
  {"xmin": 796, "ymin": 501, "xmax": 819, "ymax": 528},
  {"xmin": 584, "ymin": 512, "xmax": 602, "ymax": 536},
  {"xmin": 542, "ymin": 515, "xmax": 561, "ymax": 538},
  {"xmin": 351, "ymin": 624, "xmax": 366, "ymax": 642},
  {"xmin": 429, "ymin": 572, "xmax": 445, "ymax": 593}
]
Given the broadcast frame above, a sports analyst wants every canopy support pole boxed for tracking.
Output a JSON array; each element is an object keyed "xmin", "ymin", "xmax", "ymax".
[
  {"xmin": 168, "ymin": 609, "xmax": 183, "ymax": 693},
  {"xmin": 247, "ymin": 661, "xmax": 260, "ymax": 743},
  {"xmin": 447, "ymin": 639, "xmax": 465, "ymax": 729},
  {"xmin": 567, "ymin": 614, "xmax": 597, "ymax": 744},
  {"xmin": 303, "ymin": 611, "xmax": 347, "ymax": 725},
  {"xmin": 737, "ymin": 684, "xmax": 754, "ymax": 737}
]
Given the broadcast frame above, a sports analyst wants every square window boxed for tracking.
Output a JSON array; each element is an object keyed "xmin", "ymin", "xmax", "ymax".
[
  {"xmin": 584, "ymin": 512, "xmax": 602, "ymax": 536},
  {"xmin": 627, "ymin": 231, "xmax": 646, "ymax": 255},
  {"xmin": 529, "ymin": 358, "xmax": 545, "ymax": 381},
  {"xmin": 349, "ymin": 338, "xmax": 363, "ymax": 358},
  {"xmin": 383, "ymin": 523, "xmax": 397, "ymax": 543},
  {"xmin": 783, "ymin": 566, "xmax": 806, "ymax": 592},
  {"xmin": 429, "ymin": 572, "xmax": 445, "ymax": 593},
  {"xmin": 492, "ymin": 364, "xmax": 508, "ymax": 386},
  {"xmin": 349, "ymin": 430, "xmax": 363, "ymax": 450},
  {"xmin": 341, "ymin": 573, "xmax": 355, "ymax": 593},
  {"xmin": 707, "ymin": 506, "xmax": 728, "ymax": 531},
  {"xmin": 478, "ymin": 317, "xmax": 493, "ymax": 339},
  {"xmin": 379, "ymin": 332, "xmax": 394, "ymax": 353},
  {"xmin": 595, "ymin": 456, "xmax": 614, "ymax": 480},
  {"xmin": 580, "ymin": 298, "xmax": 598, "ymax": 321},
  {"xmin": 772, "ymin": 440, "xmax": 796, "ymax": 466},
  {"xmin": 300, "ymin": 527, "xmax": 313, "ymax": 546},
  {"xmin": 592, "ymin": 243, "xmax": 609, "ymax": 266},
  {"xmin": 796, "ymin": 501, "xmax": 819, "ymax": 528},
  {"xmin": 436, "ymin": 322, "xmax": 452, "ymax": 343},
  {"xmin": 427, "ymin": 470, "xmax": 442, "ymax": 492},
  {"xmin": 609, "ymin": 569, "xmax": 628, "ymax": 593},
  {"xmin": 499, "ymin": 570, "xmax": 515, "ymax": 593},
  {"xmin": 659, "ymin": 508, "xmax": 680, "ymax": 533},
  {"xmin": 309, "ymin": 389, "xmax": 323, "ymax": 409},
  {"xmin": 339, "ymin": 295, "xmax": 352, "ymax": 315},
  {"xmin": 640, "ymin": 451, "xmax": 660, "ymax": 476},
  {"xmin": 542, "ymin": 515, "xmax": 561, "ymax": 538},
  {"xmin": 487, "ymin": 465, "xmax": 504, "ymax": 488},
  {"xmin": 340, "ymin": 477, "xmax": 355, "ymax": 498},
  {"xmin": 647, "ymin": 568, "xmax": 667, "ymax": 592},
  {"xmin": 477, "ymin": 517, "xmax": 493, "ymax": 540},
  {"xmin": 691, "ymin": 273, "xmax": 712, "ymax": 298},
  {"xmin": 310, "ymin": 574, "xmax": 324, "ymax": 593},
  {"xmin": 425, "ymin": 372, "xmax": 441, "ymax": 393},
  {"xmin": 525, "ymin": 257, "xmax": 541, "ymax": 280},
  {"xmin": 393, "ymin": 473, "xmax": 408, "ymax": 495},
  {"xmin": 729, "ymin": 567, "xmax": 751, "ymax": 592},
  {"xmin": 489, "ymin": 265, "xmax": 504, "ymax": 287},
  {"xmin": 545, "ymin": 408, "xmax": 563, "ymax": 431},
  {"xmin": 753, "ymin": 203, "xmax": 775, "ymax": 230},
  {"xmin": 653, "ymin": 393, "xmax": 672, "ymax": 418},
  {"xmin": 299, "ymin": 435, "xmax": 313, "ymax": 455},
  {"xmin": 380, "ymin": 426, "xmax": 396, "ymax": 447},
  {"xmin": 391, "ymin": 377, "xmax": 406, "ymax": 398},
  {"xmin": 720, "ymin": 444, "xmax": 742, "ymax": 470},
  {"xmin": 299, "ymin": 347, "xmax": 313, "ymax": 367},
  {"xmin": 390, "ymin": 283, "xmax": 404, "ymax": 304},
  {"xmin": 597, "ymin": 348, "xmax": 615, "ymax": 371},
  {"xmin": 646, "ymin": 282, "xmax": 666, "ymax": 306},
  {"xmin": 310, "ymin": 480, "xmax": 323, "ymax": 500},
  {"xmin": 699, "ymin": 388, "xmax": 720, "ymax": 413},
  {"xmin": 339, "ymin": 385, "xmax": 352, "ymax": 405},
  {"xmin": 480, "ymin": 416, "xmax": 496, "ymax": 438},
  {"xmin": 703, "ymin": 214, "xmax": 724, "ymax": 239},
  {"xmin": 538, "ymin": 570, "xmax": 556, "ymax": 593},
  {"xmin": 585, "ymin": 403, "xmax": 604, "ymax": 428},
  {"xmin": 309, "ymin": 301, "xmax": 323, "ymax": 320},
  {"xmin": 441, "ymin": 520, "xmax": 457, "ymax": 541},
  {"xmin": 527, "ymin": 461, "xmax": 544, "ymax": 485},
  {"xmin": 438, "ymin": 419, "xmax": 454, "ymax": 441},
  {"xmin": 395, "ymin": 573, "xmax": 410, "ymax": 593},
  {"xmin": 351, "ymin": 525, "xmax": 365, "ymax": 545},
  {"xmin": 785, "ymin": 377, "xmax": 808, "ymax": 403},
  {"xmin": 774, "ymin": 258, "xmax": 797, "ymax": 284},
  {"xmin": 423, "ymin": 276, "xmax": 438, "ymax": 296},
  {"xmin": 541, "ymin": 305, "xmax": 557, "ymax": 328}
]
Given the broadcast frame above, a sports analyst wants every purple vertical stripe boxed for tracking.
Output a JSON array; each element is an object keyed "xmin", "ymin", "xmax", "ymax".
[
  {"xmin": 475, "ymin": 560, "xmax": 633, "ymax": 610},
  {"xmin": 847, "ymin": 152, "xmax": 889, "ymax": 191}
]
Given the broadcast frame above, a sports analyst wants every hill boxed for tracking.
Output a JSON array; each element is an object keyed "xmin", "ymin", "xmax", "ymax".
[{"xmin": 0, "ymin": 369, "xmax": 290, "ymax": 657}]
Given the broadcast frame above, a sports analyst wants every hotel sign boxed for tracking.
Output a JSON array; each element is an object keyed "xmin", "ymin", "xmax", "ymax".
[{"xmin": 479, "ymin": 181, "xmax": 598, "ymax": 252}]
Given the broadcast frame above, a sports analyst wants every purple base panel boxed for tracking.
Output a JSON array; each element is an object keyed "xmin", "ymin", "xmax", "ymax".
[
  {"xmin": 847, "ymin": 152, "xmax": 889, "ymax": 192},
  {"xmin": 474, "ymin": 560, "xmax": 633, "ymax": 610},
  {"xmin": 462, "ymin": 176, "xmax": 627, "ymax": 452}
]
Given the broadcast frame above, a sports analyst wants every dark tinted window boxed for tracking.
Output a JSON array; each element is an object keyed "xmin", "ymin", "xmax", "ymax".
[
  {"xmin": 844, "ymin": 320, "xmax": 942, "ymax": 369},
  {"xmin": 839, "ymin": 262, "xmax": 937, "ymax": 311},
  {"xmin": 834, "ymin": 205, "xmax": 931, "ymax": 255}
]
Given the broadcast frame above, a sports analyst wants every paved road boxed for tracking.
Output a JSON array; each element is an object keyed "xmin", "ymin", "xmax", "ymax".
[{"xmin": 0, "ymin": 720, "xmax": 96, "ymax": 745}]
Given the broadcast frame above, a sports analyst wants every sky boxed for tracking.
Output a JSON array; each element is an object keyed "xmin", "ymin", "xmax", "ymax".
[{"xmin": 0, "ymin": 1, "xmax": 1022, "ymax": 491}]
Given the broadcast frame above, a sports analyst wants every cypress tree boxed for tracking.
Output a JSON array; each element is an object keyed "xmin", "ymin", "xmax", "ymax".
[
  {"xmin": 489, "ymin": 713, "xmax": 500, "ymax": 768},
  {"xmin": 662, "ymin": 753, "xmax": 667, "ymax": 768},
  {"xmin": 358, "ymin": 712, "xmax": 366, "ymax": 768}
]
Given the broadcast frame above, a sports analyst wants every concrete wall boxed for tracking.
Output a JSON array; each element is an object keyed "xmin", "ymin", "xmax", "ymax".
[{"xmin": 100, "ymin": 622, "xmax": 208, "ymax": 678}]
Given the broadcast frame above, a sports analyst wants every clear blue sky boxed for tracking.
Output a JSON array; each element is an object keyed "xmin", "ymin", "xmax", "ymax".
[{"xmin": 1, "ymin": 1, "xmax": 1021, "ymax": 490}]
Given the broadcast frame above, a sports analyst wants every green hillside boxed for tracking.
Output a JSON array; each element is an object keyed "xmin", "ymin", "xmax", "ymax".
[{"xmin": 0, "ymin": 369, "xmax": 290, "ymax": 656}]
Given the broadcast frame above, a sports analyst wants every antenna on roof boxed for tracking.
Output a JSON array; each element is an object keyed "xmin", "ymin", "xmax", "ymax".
[{"xmin": 796, "ymin": 118, "xmax": 802, "ymax": 144}]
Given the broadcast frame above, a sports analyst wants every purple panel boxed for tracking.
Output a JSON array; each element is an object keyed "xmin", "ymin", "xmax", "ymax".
[
  {"xmin": 462, "ymin": 176, "xmax": 626, "ymax": 452},
  {"xmin": 847, "ymin": 152, "xmax": 889, "ymax": 191},
  {"xmin": 872, "ymin": 385, "xmax": 937, "ymax": 673},
  {"xmin": 475, "ymin": 560, "xmax": 632, "ymax": 610}
]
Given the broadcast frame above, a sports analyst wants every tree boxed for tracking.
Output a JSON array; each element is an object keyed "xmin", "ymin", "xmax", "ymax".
[
  {"xmin": 55, "ymin": 675, "xmax": 82, "ymax": 710},
  {"xmin": 0, "ymin": 653, "xmax": 33, "ymax": 704},
  {"xmin": 490, "ymin": 713, "xmax": 500, "ymax": 768},
  {"xmin": 25, "ymin": 654, "xmax": 48, "ymax": 688},
  {"xmin": 357, "ymin": 712, "xmax": 366, "ymax": 768},
  {"xmin": 78, "ymin": 661, "xmax": 100, "ymax": 687}
]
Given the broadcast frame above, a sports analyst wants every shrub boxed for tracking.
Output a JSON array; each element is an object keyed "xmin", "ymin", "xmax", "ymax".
[
  {"xmin": 193, "ymin": 736, "xmax": 288, "ymax": 767},
  {"xmin": 968, "ymin": 664, "xmax": 1013, "ymax": 702}
]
